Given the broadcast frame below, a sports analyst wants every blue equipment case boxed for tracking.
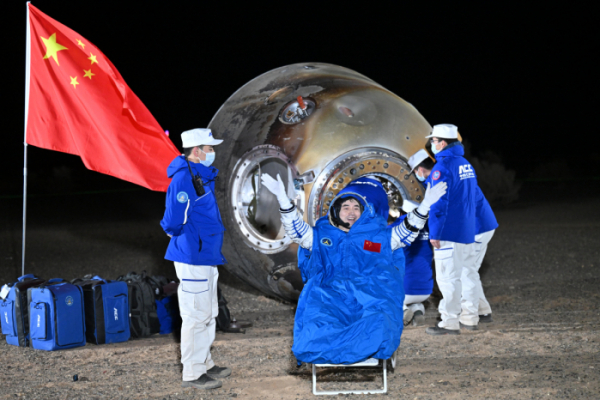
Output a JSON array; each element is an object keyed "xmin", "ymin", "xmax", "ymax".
[
  {"xmin": 72, "ymin": 275, "xmax": 130, "ymax": 344},
  {"xmin": 27, "ymin": 279, "xmax": 86, "ymax": 351},
  {"xmin": 1, "ymin": 274, "xmax": 46, "ymax": 347},
  {"xmin": 149, "ymin": 275, "xmax": 181, "ymax": 335}
]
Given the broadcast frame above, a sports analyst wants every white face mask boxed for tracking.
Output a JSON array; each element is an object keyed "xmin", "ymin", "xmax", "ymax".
[
  {"xmin": 200, "ymin": 150, "xmax": 215, "ymax": 167},
  {"xmin": 430, "ymin": 142, "xmax": 441, "ymax": 155},
  {"xmin": 416, "ymin": 169, "xmax": 426, "ymax": 182}
]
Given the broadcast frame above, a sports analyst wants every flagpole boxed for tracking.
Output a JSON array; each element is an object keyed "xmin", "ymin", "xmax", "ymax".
[{"xmin": 22, "ymin": 2, "xmax": 31, "ymax": 277}]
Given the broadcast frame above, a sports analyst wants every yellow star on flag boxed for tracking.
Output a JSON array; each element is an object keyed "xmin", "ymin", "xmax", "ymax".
[
  {"xmin": 88, "ymin": 53, "xmax": 98, "ymax": 65},
  {"xmin": 77, "ymin": 39, "xmax": 85, "ymax": 49},
  {"xmin": 70, "ymin": 76, "xmax": 79, "ymax": 88},
  {"xmin": 41, "ymin": 33, "xmax": 68, "ymax": 66},
  {"xmin": 83, "ymin": 69, "xmax": 95, "ymax": 79}
]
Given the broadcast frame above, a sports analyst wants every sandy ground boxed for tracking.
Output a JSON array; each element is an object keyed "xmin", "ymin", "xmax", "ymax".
[{"xmin": 1, "ymin": 186, "xmax": 600, "ymax": 399}]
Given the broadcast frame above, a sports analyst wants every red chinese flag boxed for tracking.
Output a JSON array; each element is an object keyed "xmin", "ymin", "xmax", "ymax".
[
  {"xmin": 26, "ymin": 4, "xmax": 179, "ymax": 191},
  {"xmin": 363, "ymin": 240, "xmax": 381, "ymax": 253}
]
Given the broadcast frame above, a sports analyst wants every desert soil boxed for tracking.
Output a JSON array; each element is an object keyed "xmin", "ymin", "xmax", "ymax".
[{"xmin": 1, "ymin": 186, "xmax": 599, "ymax": 399}]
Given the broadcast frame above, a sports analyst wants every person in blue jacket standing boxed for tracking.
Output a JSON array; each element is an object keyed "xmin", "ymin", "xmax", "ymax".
[
  {"xmin": 160, "ymin": 128, "xmax": 230, "ymax": 390},
  {"xmin": 408, "ymin": 143, "xmax": 498, "ymax": 331},
  {"xmin": 423, "ymin": 124, "xmax": 481, "ymax": 335}
]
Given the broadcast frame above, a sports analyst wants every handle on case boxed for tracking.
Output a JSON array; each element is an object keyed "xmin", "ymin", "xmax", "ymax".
[
  {"xmin": 18, "ymin": 274, "xmax": 36, "ymax": 281},
  {"xmin": 91, "ymin": 276, "xmax": 108, "ymax": 283}
]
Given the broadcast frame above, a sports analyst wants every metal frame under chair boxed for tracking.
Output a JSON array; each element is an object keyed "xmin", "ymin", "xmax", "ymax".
[{"xmin": 311, "ymin": 351, "xmax": 396, "ymax": 396}]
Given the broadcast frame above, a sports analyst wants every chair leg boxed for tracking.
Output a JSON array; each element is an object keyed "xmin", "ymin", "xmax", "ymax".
[
  {"xmin": 312, "ymin": 364, "xmax": 317, "ymax": 395},
  {"xmin": 383, "ymin": 358, "xmax": 387, "ymax": 393}
]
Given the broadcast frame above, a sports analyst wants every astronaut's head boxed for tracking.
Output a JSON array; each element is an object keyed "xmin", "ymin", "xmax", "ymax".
[{"xmin": 330, "ymin": 196, "xmax": 364, "ymax": 231}]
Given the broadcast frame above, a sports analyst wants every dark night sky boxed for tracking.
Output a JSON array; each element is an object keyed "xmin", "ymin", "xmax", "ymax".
[{"xmin": 3, "ymin": 2, "xmax": 596, "ymax": 194}]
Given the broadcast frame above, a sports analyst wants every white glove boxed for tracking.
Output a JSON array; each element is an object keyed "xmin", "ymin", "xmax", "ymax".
[
  {"xmin": 260, "ymin": 173, "xmax": 293, "ymax": 209},
  {"xmin": 417, "ymin": 182, "xmax": 448, "ymax": 215}
]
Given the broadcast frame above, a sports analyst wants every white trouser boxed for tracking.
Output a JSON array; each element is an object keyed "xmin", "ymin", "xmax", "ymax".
[
  {"xmin": 174, "ymin": 262, "xmax": 219, "ymax": 381},
  {"xmin": 460, "ymin": 230, "xmax": 495, "ymax": 324},
  {"xmin": 403, "ymin": 294, "xmax": 429, "ymax": 314},
  {"xmin": 434, "ymin": 241, "xmax": 475, "ymax": 330}
]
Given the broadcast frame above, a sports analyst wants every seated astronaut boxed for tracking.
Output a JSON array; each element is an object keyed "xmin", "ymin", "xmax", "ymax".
[{"xmin": 261, "ymin": 173, "xmax": 446, "ymax": 365}]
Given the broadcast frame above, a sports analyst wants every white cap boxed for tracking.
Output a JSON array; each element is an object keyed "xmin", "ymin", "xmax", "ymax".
[
  {"xmin": 401, "ymin": 200, "xmax": 419, "ymax": 213},
  {"xmin": 408, "ymin": 149, "xmax": 430, "ymax": 172},
  {"xmin": 181, "ymin": 128, "xmax": 223, "ymax": 148},
  {"xmin": 425, "ymin": 123, "xmax": 458, "ymax": 139}
]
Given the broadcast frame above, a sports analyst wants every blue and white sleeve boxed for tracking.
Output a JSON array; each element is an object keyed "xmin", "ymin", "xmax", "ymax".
[
  {"xmin": 391, "ymin": 209, "xmax": 428, "ymax": 250},
  {"xmin": 280, "ymin": 205, "xmax": 313, "ymax": 251}
]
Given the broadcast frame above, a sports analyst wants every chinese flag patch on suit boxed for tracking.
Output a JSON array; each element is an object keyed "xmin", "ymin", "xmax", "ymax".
[
  {"xmin": 26, "ymin": 4, "xmax": 179, "ymax": 191},
  {"xmin": 363, "ymin": 240, "xmax": 381, "ymax": 253}
]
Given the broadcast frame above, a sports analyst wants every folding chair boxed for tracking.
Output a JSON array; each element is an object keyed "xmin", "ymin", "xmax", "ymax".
[{"xmin": 311, "ymin": 351, "xmax": 396, "ymax": 395}]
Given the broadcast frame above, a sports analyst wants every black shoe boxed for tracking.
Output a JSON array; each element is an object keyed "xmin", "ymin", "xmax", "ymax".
[
  {"xmin": 425, "ymin": 326, "xmax": 460, "ymax": 336},
  {"xmin": 181, "ymin": 374, "xmax": 222, "ymax": 390},
  {"xmin": 207, "ymin": 365, "xmax": 232, "ymax": 379},
  {"xmin": 460, "ymin": 322, "xmax": 479, "ymax": 331},
  {"xmin": 479, "ymin": 314, "xmax": 493, "ymax": 323},
  {"xmin": 412, "ymin": 310, "xmax": 425, "ymax": 326}
]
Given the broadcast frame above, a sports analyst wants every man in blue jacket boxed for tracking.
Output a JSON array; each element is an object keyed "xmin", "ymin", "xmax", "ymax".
[
  {"xmin": 422, "ymin": 124, "xmax": 480, "ymax": 335},
  {"xmin": 160, "ymin": 128, "xmax": 229, "ymax": 390},
  {"xmin": 409, "ymin": 141, "xmax": 499, "ymax": 332}
]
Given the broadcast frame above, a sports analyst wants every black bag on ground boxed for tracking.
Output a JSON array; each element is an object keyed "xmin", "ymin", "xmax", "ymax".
[
  {"xmin": 215, "ymin": 285, "xmax": 231, "ymax": 332},
  {"xmin": 117, "ymin": 271, "xmax": 160, "ymax": 338},
  {"xmin": 215, "ymin": 284, "xmax": 248, "ymax": 333},
  {"xmin": 71, "ymin": 275, "xmax": 130, "ymax": 344}
]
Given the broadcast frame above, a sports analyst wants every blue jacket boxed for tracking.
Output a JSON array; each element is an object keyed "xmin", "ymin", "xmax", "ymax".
[
  {"xmin": 293, "ymin": 192, "xmax": 404, "ymax": 365},
  {"xmin": 160, "ymin": 156, "xmax": 226, "ymax": 265},
  {"xmin": 390, "ymin": 216, "xmax": 433, "ymax": 296},
  {"xmin": 475, "ymin": 187, "xmax": 498, "ymax": 234},
  {"xmin": 429, "ymin": 143, "xmax": 478, "ymax": 244}
]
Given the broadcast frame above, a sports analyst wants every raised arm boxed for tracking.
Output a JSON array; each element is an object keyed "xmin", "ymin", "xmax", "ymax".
[
  {"xmin": 391, "ymin": 181, "xmax": 447, "ymax": 250},
  {"xmin": 261, "ymin": 173, "xmax": 313, "ymax": 250}
]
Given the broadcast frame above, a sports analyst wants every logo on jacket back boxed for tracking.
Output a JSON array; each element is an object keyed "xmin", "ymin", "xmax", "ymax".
[
  {"xmin": 432, "ymin": 171, "xmax": 441, "ymax": 180},
  {"xmin": 65, "ymin": 296, "xmax": 73, "ymax": 306},
  {"xmin": 458, "ymin": 164, "xmax": 475, "ymax": 180},
  {"xmin": 321, "ymin": 238, "xmax": 332, "ymax": 246},
  {"xmin": 363, "ymin": 240, "xmax": 381, "ymax": 253},
  {"xmin": 114, "ymin": 307, "xmax": 118, "ymax": 321}
]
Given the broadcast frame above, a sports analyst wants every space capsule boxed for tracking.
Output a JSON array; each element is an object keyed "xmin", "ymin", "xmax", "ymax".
[{"xmin": 208, "ymin": 63, "xmax": 431, "ymax": 301}]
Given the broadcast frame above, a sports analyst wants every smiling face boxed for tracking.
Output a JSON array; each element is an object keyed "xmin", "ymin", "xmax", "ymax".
[{"xmin": 339, "ymin": 198, "xmax": 362, "ymax": 227}]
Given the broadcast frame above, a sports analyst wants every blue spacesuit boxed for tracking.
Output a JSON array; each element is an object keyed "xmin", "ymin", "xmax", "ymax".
[
  {"xmin": 286, "ymin": 179, "xmax": 429, "ymax": 364},
  {"xmin": 293, "ymin": 192, "xmax": 405, "ymax": 364}
]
